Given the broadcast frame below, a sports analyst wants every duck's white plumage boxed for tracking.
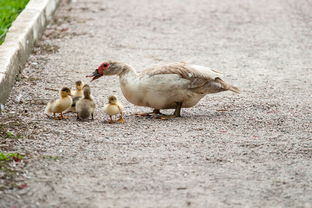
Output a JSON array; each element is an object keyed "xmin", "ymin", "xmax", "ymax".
[
  {"xmin": 91, "ymin": 61, "xmax": 239, "ymax": 115},
  {"xmin": 117, "ymin": 62, "xmax": 238, "ymax": 110}
]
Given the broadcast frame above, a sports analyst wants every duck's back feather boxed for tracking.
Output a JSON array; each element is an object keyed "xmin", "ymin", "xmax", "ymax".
[
  {"xmin": 142, "ymin": 63, "xmax": 222, "ymax": 81},
  {"xmin": 119, "ymin": 62, "xmax": 238, "ymax": 109}
]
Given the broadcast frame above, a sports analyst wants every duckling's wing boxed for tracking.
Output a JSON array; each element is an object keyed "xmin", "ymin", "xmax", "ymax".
[
  {"xmin": 45, "ymin": 98, "xmax": 57, "ymax": 114},
  {"xmin": 72, "ymin": 96, "xmax": 82, "ymax": 107},
  {"xmin": 90, "ymin": 100, "xmax": 96, "ymax": 111},
  {"xmin": 116, "ymin": 101, "xmax": 124, "ymax": 111},
  {"xmin": 142, "ymin": 63, "xmax": 223, "ymax": 88}
]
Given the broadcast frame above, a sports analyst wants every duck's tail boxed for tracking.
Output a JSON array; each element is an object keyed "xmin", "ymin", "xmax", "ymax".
[
  {"xmin": 228, "ymin": 85, "xmax": 240, "ymax": 93},
  {"xmin": 215, "ymin": 78, "xmax": 240, "ymax": 93}
]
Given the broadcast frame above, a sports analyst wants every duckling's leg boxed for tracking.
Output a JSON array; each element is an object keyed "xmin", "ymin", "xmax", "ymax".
[
  {"xmin": 91, "ymin": 113, "xmax": 94, "ymax": 120},
  {"xmin": 59, "ymin": 112, "xmax": 69, "ymax": 119},
  {"xmin": 55, "ymin": 113, "xmax": 63, "ymax": 120},
  {"xmin": 54, "ymin": 113, "xmax": 67, "ymax": 120},
  {"xmin": 117, "ymin": 112, "xmax": 125, "ymax": 123},
  {"xmin": 108, "ymin": 115, "xmax": 114, "ymax": 124}
]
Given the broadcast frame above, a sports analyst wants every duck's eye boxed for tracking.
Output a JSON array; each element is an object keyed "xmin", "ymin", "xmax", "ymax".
[{"xmin": 103, "ymin": 64, "xmax": 108, "ymax": 67}]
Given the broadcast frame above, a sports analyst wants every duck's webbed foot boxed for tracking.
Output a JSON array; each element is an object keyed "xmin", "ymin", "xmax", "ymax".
[
  {"xmin": 134, "ymin": 112, "xmax": 152, "ymax": 117},
  {"xmin": 134, "ymin": 109, "xmax": 164, "ymax": 117},
  {"xmin": 156, "ymin": 114, "xmax": 177, "ymax": 120}
]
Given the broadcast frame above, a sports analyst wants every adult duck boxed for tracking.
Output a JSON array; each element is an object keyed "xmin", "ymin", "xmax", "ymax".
[{"xmin": 87, "ymin": 61, "xmax": 240, "ymax": 118}]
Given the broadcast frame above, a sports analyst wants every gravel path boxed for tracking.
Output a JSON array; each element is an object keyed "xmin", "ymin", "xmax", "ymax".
[{"xmin": 1, "ymin": 0, "xmax": 312, "ymax": 207}]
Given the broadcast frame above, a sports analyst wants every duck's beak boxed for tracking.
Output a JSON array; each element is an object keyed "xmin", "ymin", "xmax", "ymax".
[{"xmin": 86, "ymin": 69, "xmax": 102, "ymax": 82}]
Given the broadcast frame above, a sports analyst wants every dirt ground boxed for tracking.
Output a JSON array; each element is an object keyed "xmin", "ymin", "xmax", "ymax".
[{"xmin": 1, "ymin": 0, "xmax": 312, "ymax": 207}]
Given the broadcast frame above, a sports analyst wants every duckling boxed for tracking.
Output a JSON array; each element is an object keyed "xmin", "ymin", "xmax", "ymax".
[
  {"xmin": 45, "ymin": 87, "xmax": 73, "ymax": 120},
  {"xmin": 76, "ymin": 84, "xmax": 96, "ymax": 120},
  {"xmin": 103, "ymin": 95, "xmax": 125, "ymax": 123},
  {"xmin": 63, "ymin": 95, "xmax": 82, "ymax": 113},
  {"xmin": 63, "ymin": 81, "xmax": 85, "ymax": 113},
  {"xmin": 72, "ymin": 81, "xmax": 84, "ymax": 97}
]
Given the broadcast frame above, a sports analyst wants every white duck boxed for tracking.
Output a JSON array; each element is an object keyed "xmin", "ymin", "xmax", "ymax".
[{"xmin": 87, "ymin": 61, "xmax": 240, "ymax": 118}]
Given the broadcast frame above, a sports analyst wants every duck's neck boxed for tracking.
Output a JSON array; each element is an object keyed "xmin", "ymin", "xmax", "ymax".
[
  {"xmin": 118, "ymin": 64, "xmax": 138, "ymax": 82},
  {"xmin": 117, "ymin": 64, "xmax": 140, "ymax": 104}
]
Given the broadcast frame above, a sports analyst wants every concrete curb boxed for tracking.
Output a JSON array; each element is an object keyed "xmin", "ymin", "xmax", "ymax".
[{"xmin": 0, "ymin": 0, "xmax": 60, "ymax": 104}]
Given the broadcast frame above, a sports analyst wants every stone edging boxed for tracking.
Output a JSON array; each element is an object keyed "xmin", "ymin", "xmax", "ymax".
[{"xmin": 0, "ymin": 0, "xmax": 60, "ymax": 104}]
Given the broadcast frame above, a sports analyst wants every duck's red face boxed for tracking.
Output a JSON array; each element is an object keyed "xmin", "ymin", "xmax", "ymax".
[{"xmin": 86, "ymin": 62, "xmax": 110, "ymax": 81}]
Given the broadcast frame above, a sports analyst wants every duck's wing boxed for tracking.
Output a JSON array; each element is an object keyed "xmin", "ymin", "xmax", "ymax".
[{"xmin": 142, "ymin": 62, "xmax": 223, "ymax": 88}]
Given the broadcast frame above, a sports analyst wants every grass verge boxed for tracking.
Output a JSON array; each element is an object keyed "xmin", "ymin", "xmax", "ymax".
[
  {"xmin": 0, "ymin": 0, "xmax": 30, "ymax": 44},
  {"xmin": 0, "ymin": 115, "xmax": 32, "ymax": 191}
]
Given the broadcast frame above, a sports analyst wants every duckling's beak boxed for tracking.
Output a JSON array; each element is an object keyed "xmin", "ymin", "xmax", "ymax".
[{"xmin": 86, "ymin": 69, "xmax": 102, "ymax": 82}]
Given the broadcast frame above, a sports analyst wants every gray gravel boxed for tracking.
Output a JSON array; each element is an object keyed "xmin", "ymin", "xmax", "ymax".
[{"xmin": 1, "ymin": 0, "xmax": 312, "ymax": 207}]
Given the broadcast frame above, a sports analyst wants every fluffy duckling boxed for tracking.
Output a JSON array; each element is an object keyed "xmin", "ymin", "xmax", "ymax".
[
  {"xmin": 103, "ymin": 95, "xmax": 125, "ymax": 123},
  {"xmin": 76, "ymin": 84, "xmax": 96, "ymax": 120},
  {"xmin": 45, "ymin": 87, "xmax": 73, "ymax": 120},
  {"xmin": 63, "ymin": 81, "xmax": 85, "ymax": 113},
  {"xmin": 63, "ymin": 95, "xmax": 82, "ymax": 113},
  {"xmin": 72, "ymin": 81, "xmax": 84, "ymax": 97}
]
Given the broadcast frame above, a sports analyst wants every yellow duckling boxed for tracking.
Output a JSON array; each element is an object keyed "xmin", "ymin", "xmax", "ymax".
[
  {"xmin": 76, "ymin": 84, "xmax": 96, "ymax": 120},
  {"xmin": 72, "ymin": 80, "xmax": 84, "ymax": 97},
  {"xmin": 45, "ymin": 87, "xmax": 72, "ymax": 120},
  {"xmin": 63, "ymin": 81, "xmax": 85, "ymax": 113},
  {"xmin": 63, "ymin": 95, "xmax": 82, "ymax": 114},
  {"xmin": 103, "ymin": 95, "xmax": 125, "ymax": 123}
]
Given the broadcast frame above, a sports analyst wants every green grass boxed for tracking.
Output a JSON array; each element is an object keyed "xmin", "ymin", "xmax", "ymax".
[
  {"xmin": 0, "ymin": 152, "xmax": 25, "ymax": 190},
  {"xmin": 0, "ymin": 0, "xmax": 30, "ymax": 44},
  {"xmin": 42, "ymin": 155, "xmax": 62, "ymax": 161},
  {"xmin": 0, "ymin": 152, "xmax": 24, "ymax": 161}
]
